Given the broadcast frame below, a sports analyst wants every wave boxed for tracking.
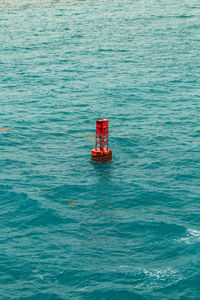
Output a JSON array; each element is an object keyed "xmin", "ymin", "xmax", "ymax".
[{"xmin": 178, "ymin": 228, "xmax": 200, "ymax": 245}]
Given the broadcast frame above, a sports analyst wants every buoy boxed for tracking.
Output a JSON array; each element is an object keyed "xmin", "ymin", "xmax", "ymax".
[{"xmin": 91, "ymin": 119, "xmax": 112, "ymax": 161}]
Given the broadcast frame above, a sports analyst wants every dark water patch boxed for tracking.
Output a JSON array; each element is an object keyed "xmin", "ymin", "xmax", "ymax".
[
  {"xmin": 82, "ymin": 289, "xmax": 145, "ymax": 300},
  {"xmin": 16, "ymin": 294, "xmax": 65, "ymax": 300}
]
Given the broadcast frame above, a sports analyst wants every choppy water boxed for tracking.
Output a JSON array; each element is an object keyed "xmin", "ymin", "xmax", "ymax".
[{"xmin": 0, "ymin": 0, "xmax": 200, "ymax": 299}]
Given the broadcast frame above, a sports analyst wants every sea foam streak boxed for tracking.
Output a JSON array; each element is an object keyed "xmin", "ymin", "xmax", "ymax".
[{"xmin": 178, "ymin": 228, "xmax": 200, "ymax": 244}]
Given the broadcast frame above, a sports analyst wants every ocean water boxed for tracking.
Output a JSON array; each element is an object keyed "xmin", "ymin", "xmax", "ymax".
[{"xmin": 0, "ymin": 0, "xmax": 200, "ymax": 299}]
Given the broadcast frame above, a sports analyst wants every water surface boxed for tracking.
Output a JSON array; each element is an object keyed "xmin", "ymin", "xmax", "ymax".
[{"xmin": 0, "ymin": 0, "xmax": 200, "ymax": 299}]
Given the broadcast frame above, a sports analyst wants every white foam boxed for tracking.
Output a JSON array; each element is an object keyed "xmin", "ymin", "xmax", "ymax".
[
  {"xmin": 134, "ymin": 267, "xmax": 182, "ymax": 289},
  {"xmin": 143, "ymin": 267, "xmax": 177, "ymax": 280},
  {"xmin": 117, "ymin": 265, "xmax": 181, "ymax": 289},
  {"xmin": 179, "ymin": 228, "xmax": 200, "ymax": 244}
]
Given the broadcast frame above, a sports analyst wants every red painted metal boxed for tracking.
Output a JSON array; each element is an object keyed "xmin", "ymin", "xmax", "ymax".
[{"xmin": 91, "ymin": 119, "xmax": 112, "ymax": 161}]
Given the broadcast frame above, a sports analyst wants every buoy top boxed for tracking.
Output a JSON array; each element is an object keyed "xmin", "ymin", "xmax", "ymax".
[{"xmin": 96, "ymin": 119, "xmax": 108, "ymax": 132}]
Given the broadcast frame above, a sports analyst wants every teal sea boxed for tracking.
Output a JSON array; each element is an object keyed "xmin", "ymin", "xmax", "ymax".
[{"xmin": 0, "ymin": 0, "xmax": 200, "ymax": 299}]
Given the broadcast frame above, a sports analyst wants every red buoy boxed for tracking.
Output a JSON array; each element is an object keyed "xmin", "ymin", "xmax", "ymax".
[{"xmin": 91, "ymin": 119, "xmax": 112, "ymax": 161}]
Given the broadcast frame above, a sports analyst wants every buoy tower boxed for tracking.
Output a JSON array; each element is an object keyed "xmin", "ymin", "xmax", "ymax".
[{"xmin": 91, "ymin": 119, "xmax": 112, "ymax": 161}]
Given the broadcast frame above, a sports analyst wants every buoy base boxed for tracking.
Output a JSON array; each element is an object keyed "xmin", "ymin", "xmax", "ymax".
[{"xmin": 91, "ymin": 148, "xmax": 112, "ymax": 162}]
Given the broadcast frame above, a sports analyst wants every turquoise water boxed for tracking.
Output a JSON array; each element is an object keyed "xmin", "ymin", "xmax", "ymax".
[{"xmin": 0, "ymin": 0, "xmax": 200, "ymax": 299}]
